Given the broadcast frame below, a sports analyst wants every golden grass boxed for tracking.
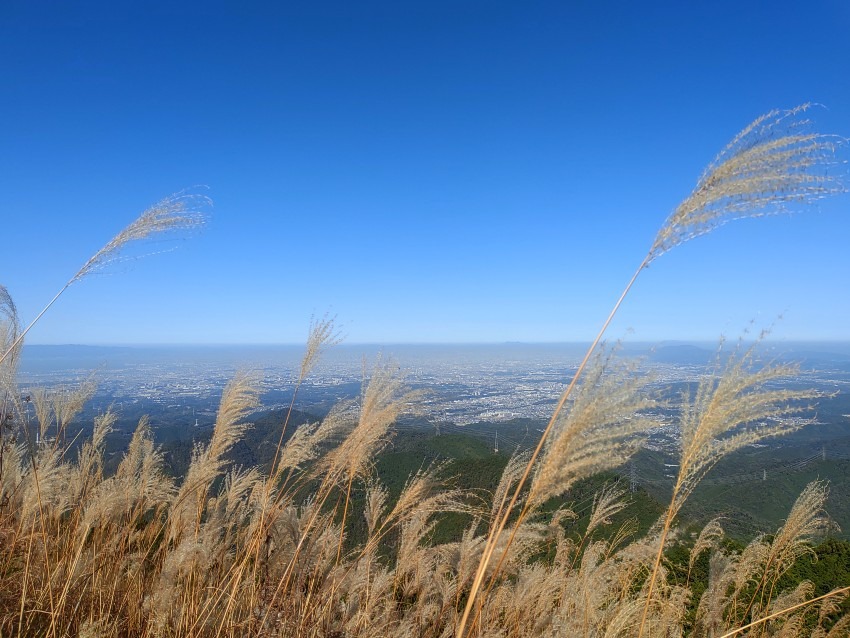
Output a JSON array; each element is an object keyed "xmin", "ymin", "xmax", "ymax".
[
  {"xmin": 457, "ymin": 105, "xmax": 846, "ymax": 637},
  {"xmin": 1, "ymin": 343, "xmax": 848, "ymax": 637},
  {"xmin": 0, "ymin": 108, "xmax": 848, "ymax": 637}
]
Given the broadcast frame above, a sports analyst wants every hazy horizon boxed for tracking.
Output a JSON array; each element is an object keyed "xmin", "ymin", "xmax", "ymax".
[{"xmin": 20, "ymin": 339, "xmax": 850, "ymax": 348}]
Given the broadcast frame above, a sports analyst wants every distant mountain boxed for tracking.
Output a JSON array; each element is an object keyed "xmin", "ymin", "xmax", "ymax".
[
  {"xmin": 775, "ymin": 349, "xmax": 850, "ymax": 370},
  {"xmin": 649, "ymin": 344, "xmax": 714, "ymax": 365}
]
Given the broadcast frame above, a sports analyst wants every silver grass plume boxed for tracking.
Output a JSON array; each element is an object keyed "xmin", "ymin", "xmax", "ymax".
[
  {"xmin": 671, "ymin": 338, "xmax": 821, "ymax": 515},
  {"xmin": 81, "ymin": 416, "xmax": 173, "ymax": 533},
  {"xmin": 299, "ymin": 313, "xmax": 343, "ymax": 381},
  {"xmin": 639, "ymin": 336, "xmax": 823, "ymax": 638},
  {"xmin": 768, "ymin": 481, "xmax": 833, "ymax": 574},
  {"xmin": 50, "ymin": 377, "xmax": 97, "ymax": 443},
  {"xmin": 272, "ymin": 421, "xmax": 319, "ymax": 478},
  {"xmin": 274, "ymin": 405, "xmax": 353, "ymax": 482},
  {"xmin": 383, "ymin": 464, "xmax": 477, "ymax": 532},
  {"xmin": 74, "ymin": 408, "xmax": 117, "ymax": 501},
  {"xmin": 169, "ymin": 373, "xmax": 259, "ymax": 542},
  {"xmin": 689, "ymin": 517, "xmax": 724, "ymax": 576},
  {"xmin": 322, "ymin": 357, "xmax": 419, "ymax": 483},
  {"xmin": 21, "ymin": 445, "xmax": 73, "ymax": 525},
  {"xmin": 31, "ymin": 387, "xmax": 53, "ymax": 440},
  {"xmin": 212, "ymin": 465, "xmax": 262, "ymax": 532},
  {"xmin": 72, "ymin": 190, "xmax": 208, "ymax": 283},
  {"xmin": 695, "ymin": 552, "xmax": 738, "ymax": 635},
  {"xmin": 491, "ymin": 449, "xmax": 532, "ymax": 521},
  {"xmin": 116, "ymin": 415, "xmax": 156, "ymax": 480},
  {"xmin": 0, "ymin": 191, "xmax": 208, "ymax": 368},
  {"xmin": 0, "ymin": 286, "xmax": 21, "ymax": 372},
  {"xmin": 530, "ymin": 348, "xmax": 656, "ymax": 507},
  {"xmin": 741, "ymin": 479, "xmax": 834, "ymax": 623},
  {"xmin": 585, "ymin": 482, "xmax": 629, "ymax": 537},
  {"xmin": 814, "ymin": 594, "xmax": 850, "ymax": 637},
  {"xmin": 0, "ymin": 286, "xmax": 21, "ymax": 438},
  {"xmin": 207, "ymin": 373, "xmax": 259, "ymax": 462},
  {"xmin": 760, "ymin": 580, "xmax": 814, "ymax": 628},
  {"xmin": 649, "ymin": 105, "xmax": 845, "ymax": 262},
  {"xmin": 363, "ymin": 481, "xmax": 389, "ymax": 538},
  {"xmin": 266, "ymin": 314, "xmax": 341, "ymax": 486}
]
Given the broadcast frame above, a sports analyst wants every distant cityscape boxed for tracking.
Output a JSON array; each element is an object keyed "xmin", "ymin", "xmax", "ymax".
[{"xmin": 16, "ymin": 342, "xmax": 850, "ymax": 456}]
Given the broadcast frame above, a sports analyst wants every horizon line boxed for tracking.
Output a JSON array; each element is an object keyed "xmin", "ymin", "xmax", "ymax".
[{"xmin": 22, "ymin": 339, "xmax": 850, "ymax": 348}]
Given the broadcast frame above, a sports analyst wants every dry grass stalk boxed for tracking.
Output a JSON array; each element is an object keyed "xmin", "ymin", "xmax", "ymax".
[
  {"xmin": 738, "ymin": 480, "xmax": 833, "ymax": 627},
  {"xmin": 0, "ymin": 287, "xmax": 21, "ymax": 382},
  {"xmin": 688, "ymin": 517, "xmax": 724, "ymax": 581},
  {"xmin": 168, "ymin": 373, "xmax": 259, "ymax": 543},
  {"xmin": 490, "ymin": 449, "xmax": 531, "ymax": 522},
  {"xmin": 3, "ymin": 390, "xmax": 848, "ymax": 637},
  {"xmin": 299, "ymin": 313, "xmax": 343, "ymax": 382},
  {"xmin": 718, "ymin": 586, "xmax": 850, "ymax": 638},
  {"xmin": 30, "ymin": 388, "xmax": 52, "ymax": 441},
  {"xmin": 637, "ymin": 339, "xmax": 822, "ymax": 638},
  {"xmin": 457, "ymin": 105, "xmax": 846, "ymax": 638},
  {"xmin": 462, "ymin": 350, "xmax": 655, "ymax": 634},
  {"xmin": 5, "ymin": 109, "xmax": 850, "ymax": 638},
  {"xmin": 74, "ymin": 191, "xmax": 208, "ymax": 284},
  {"xmin": 269, "ymin": 314, "xmax": 342, "ymax": 481},
  {"xmin": 50, "ymin": 377, "xmax": 97, "ymax": 446},
  {"xmin": 586, "ymin": 482, "xmax": 629, "ymax": 538},
  {"xmin": 256, "ymin": 358, "xmax": 419, "ymax": 630},
  {"xmin": 0, "ymin": 286, "xmax": 22, "ymax": 481},
  {"xmin": 322, "ymin": 356, "xmax": 420, "ymax": 485},
  {"xmin": 673, "ymin": 340, "xmax": 819, "ymax": 517},
  {"xmin": 530, "ymin": 350, "xmax": 656, "ymax": 508},
  {"xmin": 0, "ymin": 191, "xmax": 208, "ymax": 369},
  {"xmin": 766, "ymin": 481, "xmax": 832, "ymax": 576}
]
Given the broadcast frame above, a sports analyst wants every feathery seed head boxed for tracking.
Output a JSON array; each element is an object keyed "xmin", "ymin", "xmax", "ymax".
[
  {"xmin": 91, "ymin": 408, "xmax": 117, "ymax": 451},
  {"xmin": 531, "ymin": 348, "xmax": 657, "ymax": 507},
  {"xmin": 168, "ymin": 373, "xmax": 259, "ymax": 543},
  {"xmin": 74, "ymin": 190, "xmax": 209, "ymax": 283},
  {"xmin": 586, "ymin": 482, "xmax": 629, "ymax": 536},
  {"xmin": 273, "ymin": 421, "xmax": 318, "ymax": 477},
  {"xmin": 31, "ymin": 387, "xmax": 53, "ymax": 439},
  {"xmin": 364, "ymin": 481, "xmax": 389, "ymax": 537},
  {"xmin": 673, "ymin": 338, "xmax": 821, "ymax": 513},
  {"xmin": 491, "ymin": 449, "xmax": 532, "ymax": 521},
  {"xmin": 650, "ymin": 105, "xmax": 846, "ymax": 263},
  {"xmin": 208, "ymin": 372, "xmax": 260, "ymax": 462},
  {"xmin": 0, "ymin": 286, "xmax": 21, "ymax": 424},
  {"xmin": 117, "ymin": 415, "xmax": 154, "ymax": 479},
  {"xmin": 768, "ymin": 480, "xmax": 833, "ymax": 575},
  {"xmin": 0, "ymin": 286, "xmax": 20, "ymax": 359},
  {"xmin": 689, "ymin": 517, "xmax": 724, "ymax": 573},
  {"xmin": 299, "ymin": 313, "xmax": 343, "ymax": 381},
  {"xmin": 324, "ymin": 357, "xmax": 420, "ymax": 482},
  {"xmin": 51, "ymin": 376, "xmax": 97, "ymax": 439}
]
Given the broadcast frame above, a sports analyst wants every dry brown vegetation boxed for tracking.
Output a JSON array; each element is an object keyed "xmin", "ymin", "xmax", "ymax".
[{"xmin": 0, "ymin": 107, "xmax": 848, "ymax": 637}]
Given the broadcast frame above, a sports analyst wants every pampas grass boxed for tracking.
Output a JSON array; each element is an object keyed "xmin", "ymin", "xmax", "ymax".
[
  {"xmin": 0, "ymin": 191, "xmax": 208, "ymax": 368},
  {"xmin": 168, "ymin": 372, "xmax": 259, "ymax": 543},
  {"xmin": 637, "ymin": 340, "xmax": 824, "ymax": 638},
  {"xmin": 2, "ymin": 108, "xmax": 849, "ymax": 637},
  {"xmin": 0, "ymin": 287, "xmax": 20, "ymax": 378},
  {"xmin": 530, "ymin": 351, "xmax": 657, "ymax": 508},
  {"xmin": 0, "ymin": 286, "xmax": 21, "ymax": 481},
  {"xmin": 457, "ymin": 105, "xmax": 846, "ymax": 638},
  {"xmin": 2, "ymin": 343, "xmax": 849, "ymax": 637},
  {"xmin": 650, "ymin": 105, "xmax": 845, "ymax": 262}
]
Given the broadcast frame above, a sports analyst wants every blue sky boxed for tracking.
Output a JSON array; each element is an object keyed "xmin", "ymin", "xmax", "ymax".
[{"xmin": 1, "ymin": 1, "xmax": 848, "ymax": 345}]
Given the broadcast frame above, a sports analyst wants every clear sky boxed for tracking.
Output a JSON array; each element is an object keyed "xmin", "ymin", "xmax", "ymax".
[{"xmin": 1, "ymin": 1, "xmax": 848, "ymax": 345}]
